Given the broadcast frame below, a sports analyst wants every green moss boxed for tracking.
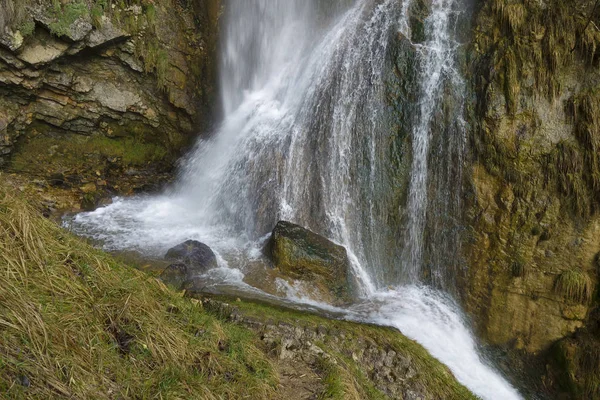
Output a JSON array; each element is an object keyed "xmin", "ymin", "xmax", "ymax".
[
  {"xmin": 554, "ymin": 269, "xmax": 593, "ymax": 304},
  {"xmin": 475, "ymin": 0, "xmax": 599, "ymax": 109},
  {"xmin": 18, "ymin": 19, "xmax": 36, "ymax": 37},
  {"xmin": 48, "ymin": 1, "xmax": 90, "ymax": 37},
  {"xmin": 9, "ymin": 129, "xmax": 171, "ymax": 180}
]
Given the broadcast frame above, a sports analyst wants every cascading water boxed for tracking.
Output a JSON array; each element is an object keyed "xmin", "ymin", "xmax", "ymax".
[{"xmin": 67, "ymin": 0, "xmax": 522, "ymax": 398}]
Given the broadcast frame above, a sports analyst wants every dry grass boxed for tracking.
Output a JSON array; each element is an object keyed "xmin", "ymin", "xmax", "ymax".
[{"xmin": 0, "ymin": 180, "xmax": 276, "ymax": 399}]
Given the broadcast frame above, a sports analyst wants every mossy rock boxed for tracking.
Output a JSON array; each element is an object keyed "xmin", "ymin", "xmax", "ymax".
[{"xmin": 268, "ymin": 221, "xmax": 350, "ymax": 304}]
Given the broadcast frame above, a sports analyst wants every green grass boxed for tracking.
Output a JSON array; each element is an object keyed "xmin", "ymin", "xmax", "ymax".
[{"xmin": 0, "ymin": 181, "xmax": 277, "ymax": 399}]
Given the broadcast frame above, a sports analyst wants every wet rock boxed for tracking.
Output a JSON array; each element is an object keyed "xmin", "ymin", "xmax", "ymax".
[
  {"xmin": 159, "ymin": 262, "xmax": 188, "ymax": 290},
  {"xmin": 267, "ymin": 221, "xmax": 350, "ymax": 303},
  {"xmin": 165, "ymin": 240, "xmax": 218, "ymax": 275}
]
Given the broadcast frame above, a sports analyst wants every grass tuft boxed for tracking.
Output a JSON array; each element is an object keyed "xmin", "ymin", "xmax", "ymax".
[{"xmin": 554, "ymin": 269, "xmax": 594, "ymax": 304}]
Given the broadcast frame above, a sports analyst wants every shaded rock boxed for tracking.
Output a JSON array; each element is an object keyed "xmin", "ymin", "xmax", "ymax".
[
  {"xmin": 268, "ymin": 221, "xmax": 350, "ymax": 303},
  {"xmin": 165, "ymin": 240, "xmax": 218, "ymax": 275},
  {"xmin": 159, "ymin": 262, "xmax": 188, "ymax": 290}
]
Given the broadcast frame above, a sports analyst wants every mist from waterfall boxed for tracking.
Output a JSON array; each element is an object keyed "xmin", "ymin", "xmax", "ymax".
[{"xmin": 67, "ymin": 1, "xmax": 522, "ymax": 398}]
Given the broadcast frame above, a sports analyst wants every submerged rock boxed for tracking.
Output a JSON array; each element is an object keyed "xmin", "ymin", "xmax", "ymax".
[
  {"xmin": 165, "ymin": 240, "xmax": 218, "ymax": 274},
  {"xmin": 267, "ymin": 221, "xmax": 350, "ymax": 304}
]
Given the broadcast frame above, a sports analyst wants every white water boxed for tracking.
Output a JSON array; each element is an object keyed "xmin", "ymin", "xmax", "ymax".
[
  {"xmin": 67, "ymin": 0, "xmax": 521, "ymax": 398},
  {"xmin": 400, "ymin": 0, "xmax": 467, "ymax": 281}
]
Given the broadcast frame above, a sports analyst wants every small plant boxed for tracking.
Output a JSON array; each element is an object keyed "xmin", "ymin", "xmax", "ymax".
[
  {"xmin": 511, "ymin": 261, "xmax": 525, "ymax": 277},
  {"xmin": 90, "ymin": 3, "xmax": 105, "ymax": 28},
  {"xmin": 48, "ymin": 1, "xmax": 90, "ymax": 37},
  {"xmin": 18, "ymin": 19, "xmax": 36, "ymax": 37},
  {"xmin": 554, "ymin": 269, "xmax": 593, "ymax": 304}
]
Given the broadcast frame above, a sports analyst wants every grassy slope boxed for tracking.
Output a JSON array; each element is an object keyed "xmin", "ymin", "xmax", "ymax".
[
  {"xmin": 0, "ymin": 176, "xmax": 475, "ymax": 399},
  {"xmin": 0, "ymin": 180, "xmax": 276, "ymax": 399}
]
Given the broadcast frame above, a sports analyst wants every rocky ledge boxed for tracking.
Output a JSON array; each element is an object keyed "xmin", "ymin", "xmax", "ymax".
[
  {"xmin": 198, "ymin": 296, "xmax": 476, "ymax": 400},
  {"xmin": 0, "ymin": 0, "xmax": 220, "ymax": 211}
]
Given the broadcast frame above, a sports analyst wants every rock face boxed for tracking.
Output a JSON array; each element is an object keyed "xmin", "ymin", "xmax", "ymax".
[
  {"xmin": 462, "ymin": 0, "xmax": 600, "ymax": 396},
  {"xmin": 0, "ymin": 0, "xmax": 221, "ymax": 210},
  {"xmin": 268, "ymin": 221, "xmax": 350, "ymax": 304}
]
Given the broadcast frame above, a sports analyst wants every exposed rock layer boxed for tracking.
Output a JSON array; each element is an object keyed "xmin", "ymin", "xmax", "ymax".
[{"xmin": 0, "ymin": 0, "xmax": 221, "ymax": 210}]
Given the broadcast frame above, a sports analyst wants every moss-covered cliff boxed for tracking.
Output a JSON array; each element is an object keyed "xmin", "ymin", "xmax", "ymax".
[
  {"xmin": 0, "ymin": 0, "xmax": 221, "ymax": 211},
  {"xmin": 463, "ymin": 0, "xmax": 600, "ymax": 397}
]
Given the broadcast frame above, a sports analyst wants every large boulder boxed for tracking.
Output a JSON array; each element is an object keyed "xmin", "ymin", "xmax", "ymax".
[{"xmin": 267, "ymin": 221, "xmax": 350, "ymax": 303}]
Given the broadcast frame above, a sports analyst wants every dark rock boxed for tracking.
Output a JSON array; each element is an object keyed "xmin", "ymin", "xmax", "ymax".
[
  {"xmin": 48, "ymin": 172, "xmax": 66, "ymax": 187},
  {"xmin": 267, "ymin": 221, "xmax": 350, "ymax": 303},
  {"xmin": 19, "ymin": 375, "xmax": 30, "ymax": 388},
  {"xmin": 165, "ymin": 240, "xmax": 218, "ymax": 275},
  {"xmin": 159, "ymin": 263, "xmax": 188, "ymax": 290}
]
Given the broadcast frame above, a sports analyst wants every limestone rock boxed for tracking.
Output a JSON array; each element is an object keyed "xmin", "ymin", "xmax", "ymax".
[
  {"xmin": 17, "ymin": 32, "xmax": 69, "ymax": 65},
  {"xmin": 0, "ymin": 0, "xmax": 221, "ymax": 207},
  {"xmin": 87, "ymin": 17, "xmax": 128, "ymax": 48},
  {"xmin": 91, "ymin": 82, "xmax": 141, "ymax": 113}
]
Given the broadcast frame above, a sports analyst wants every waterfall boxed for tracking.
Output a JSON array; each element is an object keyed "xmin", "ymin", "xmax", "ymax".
[
  {"xmin": 400, "ymin": 0, "xmax": 467, "ymax": 285},
  {"xmin": 67, "ymin": 0, "xmax": 522, "ymax": 398}
]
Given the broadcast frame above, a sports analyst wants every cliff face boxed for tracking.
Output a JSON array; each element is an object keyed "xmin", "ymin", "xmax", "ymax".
[
  {"xmin": 462, "ymin": 0, "xmax": 600, "ymax": 396},
  {"xmin": 0, "ymin": 0, "xmax": 220, "ymax": 210}
]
